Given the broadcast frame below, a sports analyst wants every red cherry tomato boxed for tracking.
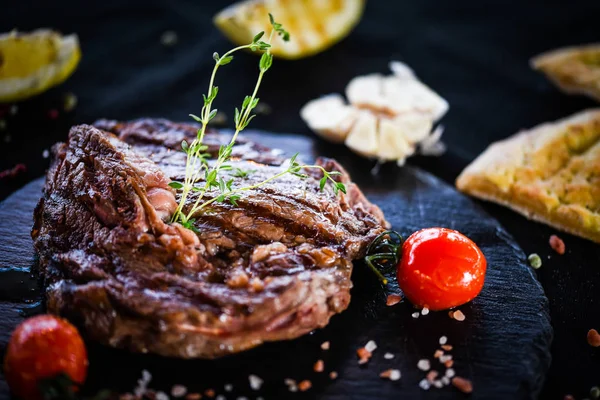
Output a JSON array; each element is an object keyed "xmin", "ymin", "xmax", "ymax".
[
  {"xmin": 4, "ymin": 315, "xmax": 88, "ymax": 400},
  {"xmin": 397, "ymin": 227, "xmax": 486, "ymax": 311}
]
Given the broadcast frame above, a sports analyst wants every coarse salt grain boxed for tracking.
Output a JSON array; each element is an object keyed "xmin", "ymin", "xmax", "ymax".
[
  {"xmin": 452, "ymin": 310, "xmax": 466, "ymax": 321},
  {"xmin": 215, "ymin": 396, "xmax": 226, "ymax": 400},
  {"xmin": 451, "ymin": 377, "xmax": 473, "ymax": 394},
  {"xmin": 236, "ymin": 397, "xmax": 248, "ymax": 400},
  {"xmin": 10, "ymin": 105, "xmax": 18, "ymax": 115},
  {"xmin": 380, "ymin": 369, "xmax": 401, "ymax": 381},
  {"xmin": 441, "ymin": 376, "xmax": 450, "ymax": 385},
  {"xmin": 321, "ymin": 341, "xmax": 330, "ymax": 350},
  {"xmin": 591, "ymin": 386, "xmax": 600, "ymax": 399},
  {"xmin": 445, "ymin": 368, "xmax": 456, "ymax": 378},
  {"xmin": 224, "ymin": 384, "xmax": 233, "ymax": 392},
  {"xmin": 314, "ymin": 359, "xmax": 325, "ymax": 372},
  {"xmin": 439, "ymin": 354, "xmax": 453, "ymax": 363},
  {"xmin": 42, "ymin": 149, "xmax": 50, "ymax": 158},
  {"xmin": 384, "ymin": 352, "xmax": 395, "ymax": 359},
  {"xmin": 412, "ymin": 312, "xmax": 420, "ymax": 319},
  {"xmin": 155, "ymin": 392, "xmax": 169, "ymax": 400},
  {"xmin": 171, "ymin": 385, "xmax": 188, "ymax": 398},
  {"xmin": 365, "ymin": 340, "xmax": 377, "ymax": 352},
  {"xmin": 417, "ymin": 359, "xmax": 431, "ymax": 371},
  {"xmin": 249, "ymin": 375, "xmax": 263, "ymax": 390},
  {"xmin": 439, "ymin": 336, "xmax": 447, "ymax": 345},
  {"xmin": 432, "ymin": 380, "xmax": 443, "ymax": 389},
  {"xmin": 421, "ymin": 307, "xmax": 430, "ymax": 316},
  {"xmin": 285, "ymin": 379, "xmax": 298, "ymax": 392},
  {"xmin": 419, "ymin": 379, "xmax": 431, "ymax": 390}
]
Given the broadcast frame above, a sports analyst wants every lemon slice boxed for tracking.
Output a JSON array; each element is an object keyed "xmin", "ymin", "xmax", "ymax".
[
  {"xmin": 0, "ymin": 29, "xmax": 81, "ymax": 102},
  {"xmin": 214, "ymin": 0, "xmax": 365, "ymax": 59}
]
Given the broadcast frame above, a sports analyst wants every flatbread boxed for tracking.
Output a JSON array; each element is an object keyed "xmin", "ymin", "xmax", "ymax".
[
  {"xmin": 531, "ymin": 44, "xmax": 600, "ymax": 102},
  {"xmin": 456, "ymin": 109, "xmax": 600, "ymax": 242}
]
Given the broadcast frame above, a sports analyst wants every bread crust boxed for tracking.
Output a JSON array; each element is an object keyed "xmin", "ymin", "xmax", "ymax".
[
  {"xmin": 456, "ymin": 109, "xmax": 600, "ymax": 243},
  {"xmin": 531, "ymin": 44, "xmax": 600, "ymax": 102}
]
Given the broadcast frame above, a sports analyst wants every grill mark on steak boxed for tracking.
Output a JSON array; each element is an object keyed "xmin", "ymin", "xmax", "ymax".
[{"xmin": 33, "ymin": 119, "xmax": 389, "ymax": 358}]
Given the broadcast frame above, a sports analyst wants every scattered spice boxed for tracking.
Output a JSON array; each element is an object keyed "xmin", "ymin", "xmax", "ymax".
[
  {"xmin": 426, "ymin": 370, "xmax": 439, "ymax": 382},
  {"xmin": 357, "ymin": 347, "xmax": 372, "ymax": 364},
  {"xmin": 185, "ymin": 393, "xmax": 202, "ymax": 400},
  {"xmin": 434, "ymin": 349, "xmax": 444, "ymax": 359},
  {"xmin": 249, "ymin": 374, "xmax": 263, "ymax": 390},
  {"xmin": 284, "ymin": 378, "xmax": 298, "ymax": 392},
  {"xmin": 48, "ymin": 109, "xmax": 59, "ymax": 119},
  {"xmin": 211, "ymin": 111, "xmax": 228, "ymax": 126},
  {"xmin": 313, "ymin": 359, "xmax": 325, "ymax": 373},
  {"xmin": 386, "ymin": 294, "xmax": 402, "ymax": 306},
  {"xmin": 63, "ymin": 92, "xmax": 78, "ymax": 112},
  {"xmin": 384, "ymin": 352, "xmax": 395, "ymax": 359},
  {"xmin": 451, "ymin": 310, "xmax": 466, "ymax": 322},
  {"xmin": 329, "ymin": 371, "xmax": 338, "ymax": 380},
  {"xmin": 380, "ymin": 369, "xmax": 401, "ymax": 381},
  {"xmin": 588, "ymin": 329, "xmax": 600, "ymax": 347},
  {"xmin": 160, "ymin": 31, "xmax": 179, "ymax": 47},
  {"xmin": 417, "ymin": 359, "xmax": 431, "ymax": 371},
  {"xmin": 563, "ymin": 396, "xmax": 574, "ymax": 400},
  {"xmin": 444, "ymin": 359, "xmax": 454, "ymax": 368},
  {"xmin": 451, "ymin": 377, "xmax": 473, "ymax": 394},
  {"xmin": 204, "ymin": 388, "xmax": 215, "ymax": 398},
  {"xmin": 171, "ymin": 384, "xmax": 188, "ymax": 398},
  {"xmin": 549, "ymin": 235, "xmax": 565, "ymax": 255},
  {"xmin": 254, "ymin": 102, "xmax": 272, "ymax": 115},
  {"xmin": 441, "ymin": 345, "xmax": 453, "ymax": 351},
  {"xmin": 321, "ymin": 341, "xmax": 330, "ymax": 350},
  {"xmin": 120, "ymin": 394, "xmax": 136, "ymax": 400},
  {"xmin": 298, "ymin": 380, "xmax": 312, "ymax": 392},
  {"xmin": 0, "ymin": 163, "xmax": 26, "ymax": 180},
  {"xmin": 528, "ymin": 253, "xmax": 542, "ymax": 269}
]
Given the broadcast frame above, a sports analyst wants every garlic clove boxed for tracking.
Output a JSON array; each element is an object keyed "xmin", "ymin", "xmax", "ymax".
[
  {"xmin": 344, "ymin": 111, "xmax": 379, "ymax": 157},
  {"xmin": 300, "ymin": 94, "xmax": 357, "ymax": 143}
]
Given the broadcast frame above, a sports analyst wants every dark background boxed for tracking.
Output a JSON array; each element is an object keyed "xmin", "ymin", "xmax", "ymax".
[{"xmin": 1, "ymin": 0, "xmax": 599, "ymax": 398}]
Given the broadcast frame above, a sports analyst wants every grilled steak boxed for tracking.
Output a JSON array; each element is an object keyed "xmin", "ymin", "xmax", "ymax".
[{"xmin": 32, "ymin": 119, "xmax": 389, "ymax": 358}]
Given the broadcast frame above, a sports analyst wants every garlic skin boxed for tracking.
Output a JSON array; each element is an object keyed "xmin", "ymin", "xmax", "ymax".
[{"xmin": 300, "ymin": 61, "xmax": 448, "ymax": 166}]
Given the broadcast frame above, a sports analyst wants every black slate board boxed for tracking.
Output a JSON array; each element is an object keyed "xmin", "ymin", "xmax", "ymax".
[{"xmin": 0, "ymin": 132, "xmax": 552, "ymax": 400}]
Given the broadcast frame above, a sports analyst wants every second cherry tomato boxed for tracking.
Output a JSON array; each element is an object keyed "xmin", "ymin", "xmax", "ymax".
[
  {"xmin": 4, "ymin": 315, "xmax": 88, "ymax": 400},
  {"xmin": 397, "ymin": 227, "xmax": 486, "ymax": 311}
]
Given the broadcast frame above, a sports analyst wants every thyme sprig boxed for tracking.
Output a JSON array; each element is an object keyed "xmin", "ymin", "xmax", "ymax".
[
  {"xmin": 364, "ymin": 230, "xmax": 403, "ymax": 285},
  {"xmin": 169, "ymin": 15, "xmax": 346, "ymax": 231}
]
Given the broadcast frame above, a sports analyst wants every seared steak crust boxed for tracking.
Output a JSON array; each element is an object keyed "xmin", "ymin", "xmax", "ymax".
[{"xmin": 33, "ymin": 119, "xmax": 388, "ymax": 358}]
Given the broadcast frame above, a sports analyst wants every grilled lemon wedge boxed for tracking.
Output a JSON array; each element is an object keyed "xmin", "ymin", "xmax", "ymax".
[
  {"xmin": 0, "ymin": 29, "xmax": 81, "ymax": 102},
  {"xmin": 214, "ymin": 0, "xmax": 365, "ymax": 59}
]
